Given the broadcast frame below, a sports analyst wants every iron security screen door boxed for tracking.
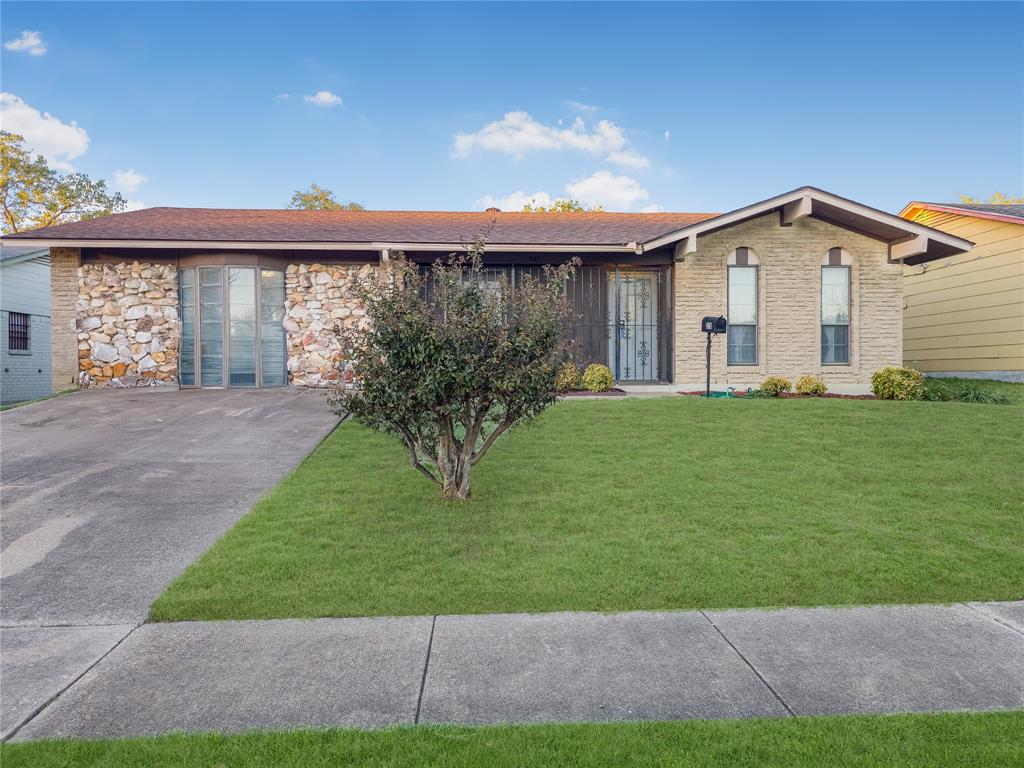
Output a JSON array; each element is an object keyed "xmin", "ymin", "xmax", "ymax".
[{"xmin": 609, "ymin": 269, "xmax": 661, "ymax": 382}]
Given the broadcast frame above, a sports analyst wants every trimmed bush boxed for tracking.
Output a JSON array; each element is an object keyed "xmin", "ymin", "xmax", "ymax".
[
  {"xmin": 554, "ymin": 362, "xmax": 581, "ymax": 392},
  {"xmin": 795, "ymin": 375, "xmax": 828, "ymax": 396},
  {"xmin": 871, "ymin": 366, "xmax": 925, "ymax": 400},
  {"xmin": 759, "ymin": 376, "xmax": 792, "ymax": 396},
  {"xmin": 581, "ymin": 363, "xmax": 614, "ymax": 393}
]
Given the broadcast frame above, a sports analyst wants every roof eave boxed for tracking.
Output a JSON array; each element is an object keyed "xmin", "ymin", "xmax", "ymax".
[
  {"xmin": 899, "ymin": 201, "xmax": 1024, "ymax": 226},
  {"xmin": 642, "ymin": 186, "xmax": 974, "ymax": 262},
  {"xmin": 0, "ymin": 238, "xmax": 638, "ymax": 253}
]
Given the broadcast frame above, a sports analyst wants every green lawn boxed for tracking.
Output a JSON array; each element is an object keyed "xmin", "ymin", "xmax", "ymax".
[
  {"xmin": 151, "ymin": 386, "xmax": 1024, "ymax": 621},
  {"xmin": 4, "ymin": 712, "xmax": 1022, "ymax": 767}
]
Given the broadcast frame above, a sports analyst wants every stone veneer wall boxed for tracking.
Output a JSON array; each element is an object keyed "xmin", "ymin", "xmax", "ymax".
[
  {"xmin": 675, "ymin": 213, "xmax": 902, "ymax": 386},
  {"xmin": 77, "ymin": 261, "xmax": 180, "ymax": 384},
  {"xmin": 285, "ymin": 262, "xmax": 374, "ymax": 386}
]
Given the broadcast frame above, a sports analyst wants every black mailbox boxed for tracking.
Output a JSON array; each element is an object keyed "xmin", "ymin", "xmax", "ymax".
[{"xmin": 702, "ymin": 315, "xmax": 727, "ymax": 334}]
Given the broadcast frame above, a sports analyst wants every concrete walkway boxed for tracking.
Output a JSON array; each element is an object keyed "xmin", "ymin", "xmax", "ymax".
[
  {"xmin": 8, "ymin": 601, "xmax": 1023, "ymax": 741},
  {"xmin": 0, "ymin": 389, "xmax": 339, "ymax": 739}
]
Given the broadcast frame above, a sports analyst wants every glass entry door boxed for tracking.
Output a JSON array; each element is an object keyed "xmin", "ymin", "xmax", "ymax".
[{"xmin": 178, "ymin": 266, "xmax": 287, "ymax": 388}]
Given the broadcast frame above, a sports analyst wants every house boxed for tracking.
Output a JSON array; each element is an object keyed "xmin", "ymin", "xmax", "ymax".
[
  {"xmin": 0, "ymin": 247, "xmax": 52, "ymax": 404},
  {"xmin": 899, "ymin": 201, "xmax": 1023, "ymax": 382},
  {"xmin": 1, "ymin": 186, "xmax": 972, "ymax": 395}
]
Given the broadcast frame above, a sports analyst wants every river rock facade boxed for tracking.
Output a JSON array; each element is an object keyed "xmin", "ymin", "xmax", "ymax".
[
  {"xmin": 284, "ymin": 262, "xmax": 373, "ymax": 387},
  {"xmin": 77, "ymin": 261, "xmax": 180, "ymax": 384}
]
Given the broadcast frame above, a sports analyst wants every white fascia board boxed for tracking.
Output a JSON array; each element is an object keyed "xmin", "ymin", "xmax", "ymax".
[
  {"xmin": 0, "ymin": 239, "xmax": 636, "ymax": 253},
  {"xmin": 640, "ymin": 187, "xmax": 974, "ymax": 257}
]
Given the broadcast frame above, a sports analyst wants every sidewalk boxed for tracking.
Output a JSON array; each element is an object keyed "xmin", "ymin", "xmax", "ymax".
[{"xmin": 7, "ymin": 601, "xmax": 1024, "ymax": 741}]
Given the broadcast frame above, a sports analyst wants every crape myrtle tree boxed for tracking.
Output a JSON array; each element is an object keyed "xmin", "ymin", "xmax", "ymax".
[{"xmin": 329, "ymin": 241, "xmax": 578, "ymax": 500}]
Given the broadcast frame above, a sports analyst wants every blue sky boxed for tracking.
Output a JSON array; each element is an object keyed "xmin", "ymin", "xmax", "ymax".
[{"xmin": 2, "ymin": 1, "xmax": 1021, "ymax": 215}]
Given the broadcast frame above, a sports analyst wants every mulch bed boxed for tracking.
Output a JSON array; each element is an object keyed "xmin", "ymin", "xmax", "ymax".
[
  {"xmin": 679, "ymin": 390, "xmax": 875, "ymax": 400},
  {"xmin": 562, "ymin": 388, "xmax": 628, "ymax": 397}
]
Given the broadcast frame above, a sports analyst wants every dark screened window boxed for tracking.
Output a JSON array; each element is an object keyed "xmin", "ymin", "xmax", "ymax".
[
  {"xmin": 727, "ymin": 266, "xmax": 757, "ymax": 365},
  {"xmin": 822, "ymin": 265, "xmax": 851, "ymax": 364},
  {"xmin": 8, "ymin": 312, "xmax": 30, "ymax": 351}
]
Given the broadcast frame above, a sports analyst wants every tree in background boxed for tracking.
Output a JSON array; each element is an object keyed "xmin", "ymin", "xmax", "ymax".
[
  {"xmin": 521, "ymin": 198, "xmax": 603, "ymax": 213},
  {"xmin": 959, "ymin": 193, "xmax": 1024, "ymax": 205},
  {"xmin": 0, "ymin": 132, "xmax": 127, "ymax": 234},
  {"xmin": 329, "ymin": 241, "xmax": 577, "ymax": 500},
  {"xmin": 289, "ymin": 183, "xmax": 365, "ymax": 211}
]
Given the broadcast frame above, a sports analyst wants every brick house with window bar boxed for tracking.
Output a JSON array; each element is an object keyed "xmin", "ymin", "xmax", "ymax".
[{"xmin": 1, "ymin": 187, "xmax": 972, "ymax": 394}]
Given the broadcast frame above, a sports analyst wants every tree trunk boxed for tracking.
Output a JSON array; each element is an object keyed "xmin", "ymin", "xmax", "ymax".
[{"xmin": 437, "ymin": 430, "xmax": 472, "ymax": 500}]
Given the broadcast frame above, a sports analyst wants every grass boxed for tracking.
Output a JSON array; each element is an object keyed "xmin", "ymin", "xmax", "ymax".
[
  {"xmin": 151, "ymin": 384, "xmax": 1024, "ymax": 621},
  {"xmin": 3, "ymin": 712, "xmax": 1022, "ymax": 767},
  {"xmin": 927, "ymin": 376, "xmax": 1024, "ymax": 404},
  {"xmin": 0, "ymin": 388, "xmax": 77, "ymax": 411}
]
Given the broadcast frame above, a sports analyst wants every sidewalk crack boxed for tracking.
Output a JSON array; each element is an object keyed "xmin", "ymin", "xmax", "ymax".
[
  {"xmin": 2, "ymin": 622, "xmax": 142, "ymax": 742},
  {"xmin": 413, "ymin": 614, "xmax": 437, "ymax": 725},
  {"xmin": 960, "ymin": 602, "xmax": 1024, "ymax": 638},
  {"xmin": 700, "ymin": 611, "xmax": 794, "ymax": 717}
]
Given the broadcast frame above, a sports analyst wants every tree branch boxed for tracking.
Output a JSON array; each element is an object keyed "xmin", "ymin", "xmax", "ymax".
[{"xmin": 471, "ymin": 417, "xmax": 514, "ymax": 465}]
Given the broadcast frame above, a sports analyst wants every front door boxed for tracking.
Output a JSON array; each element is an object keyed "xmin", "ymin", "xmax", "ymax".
[{"xmin": 608, "ymin": 270, "xmax": 660, "ymax": 381}]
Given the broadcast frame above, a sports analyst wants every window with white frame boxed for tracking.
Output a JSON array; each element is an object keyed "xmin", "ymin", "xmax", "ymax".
[
  {"xmin": 727, "ymin": 247, "xmax": 757, "ymax": 365},
  {"xmin": 821, "ymin": 248, "xmax": 851, "ymax": 364}
]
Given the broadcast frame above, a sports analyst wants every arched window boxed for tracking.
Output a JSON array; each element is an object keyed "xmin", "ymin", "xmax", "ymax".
[
  {"xmin": 727, "ymin": 247, "xmax": 758, "ymax": 365},
  {"xmin": 821, "ymin": 248, "xmax": 851, "ymax": 364}
]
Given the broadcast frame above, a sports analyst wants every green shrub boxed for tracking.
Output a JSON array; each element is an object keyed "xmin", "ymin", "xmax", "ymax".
[
  {"xmin": 581, "ymin": 363, "xmax": 614, "ymax": 393},
  {"xmin": 795, "ymin": 375, "xmax": 828, "ymax": 396},
  {"xmin": 871, "ymin": 366, "xmax": 925, "ymax": 400},
  {"xmin": 760, "ymin": 376, "xmax": 792, "ymax": 396},
  {"xmin": 744, "ymin": 388, "xmax": 776, "ymax": 399},
  {"xmin": 924, "ymin": 379, "xmax": 1010, "ymax": 404},
  {"xmin": 554, "ymin": 362, "xmax": 581, "ymax": 392}
]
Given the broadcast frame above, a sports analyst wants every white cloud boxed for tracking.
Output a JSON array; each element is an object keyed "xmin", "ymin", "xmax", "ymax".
[
  {"xmin": 4, "ymin": 30, "xmax": 47, "ymax": 56},
  {"xmin": 474, "ymin": 190, "xmax": 554, "ymax": 211},
  {"xmin": 565, "ymin": 100, "xmax": 599, "ymax": 113},
  {"xmin": 641, "ymin": 204, "xmax": 666, "ymax": 213},
  {"xmin": 664, "ymin": 130, "xmax": 670, "ymax": 142},
  {"xmin": 125, "ymin": 199, "xmax": 148, "ymax": 212},
  {"xmin": 565, "ymin": 170, "xmax": 649, "ymax": 210},
  {"xmin": 479, "ymin": 170, "xmax": 651, "ymax": 212},
  {"xmin": 453, "ymin": 111, "xmax": 648, "ymax": 170},
  {"xmin": 273, "ymin": 93, "xmax": 291, "ymax": 101},
  {"xmin": 606, "ymin": 149, "xmax": 650, "ymax": 170},
  {"xmin": 0, "ymin": 92, "xmax": 88, "ymax": 170},
  {"xmin": 112, "ymin": 169, "xmax": 146, "ymax": 194},
  {"xmin": 304, "ymin": 90, "xmax": 342, "ymax": 107}
]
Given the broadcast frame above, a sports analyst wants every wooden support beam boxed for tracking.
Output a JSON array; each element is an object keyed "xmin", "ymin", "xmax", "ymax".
[
  {"xmin": 889, "ymin": 235, "xmax": 929, "ymax": 262},
  {"xmin": 673, "ymin": 235, "xmax": 698, "ymax": 261},
  {"xmin": 780, "ymin": 195, "xmax": 812, "ymax": 225}
]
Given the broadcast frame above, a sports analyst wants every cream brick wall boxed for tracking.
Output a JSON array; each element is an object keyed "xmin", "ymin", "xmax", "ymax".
[
  {"xmin": 49, "ymin": 247, "xmax": 82, "ymax": 391},
  {"xmin": 673, "ymin": 213, "xmax": 902, "ymax": 387}
]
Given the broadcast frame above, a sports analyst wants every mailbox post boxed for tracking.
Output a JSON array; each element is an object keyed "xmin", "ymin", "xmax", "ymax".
[{"xmin": 700, "ymin": 316, "xmax": 728, "ymax": 397}]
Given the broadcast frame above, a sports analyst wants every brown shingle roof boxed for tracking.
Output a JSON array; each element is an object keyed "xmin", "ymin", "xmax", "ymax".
[{"xmin": 2, "ymin": 207, "xmax": 719, "ymax": 247}]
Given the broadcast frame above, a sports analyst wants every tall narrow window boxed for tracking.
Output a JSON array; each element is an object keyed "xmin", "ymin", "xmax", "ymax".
[
  {"xmin": 179, "ymin": 269, "xmax": 196, "ymax": 386},
  {"xmin": 728, "ymin": 255, "xmax": 757, "ymax": 365},
  {"xmin": 198, "ymin": 267, "xmax": 224, "ymax": 386},
  {"xmin": 8, "ymin": 312, "xmax": 30, "ymax": 351},
  {"xmin": 821, "ymin": 258, "xmax": 851, "ymax": 364},
  {"xmin": 259, "ymin": 270, "xmax": 287, "ymax": 387}
]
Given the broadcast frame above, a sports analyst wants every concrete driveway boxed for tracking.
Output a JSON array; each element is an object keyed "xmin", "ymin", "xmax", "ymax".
[{"xmin": 0, "ymin": 388, "xmax": 338, "ymax": 738}]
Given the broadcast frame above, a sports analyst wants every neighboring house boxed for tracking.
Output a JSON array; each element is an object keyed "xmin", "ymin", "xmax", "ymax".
[
  {"xmin": 0, "ymin": 247, "xmax": 53, "ymax": 404},
  {"xmin": 1, "ymin": 186, "xmax": 971, "ymax": 395},
  {"xmin": 899, "ymin": 202, "xmax": 1024, "ymax": 382}
]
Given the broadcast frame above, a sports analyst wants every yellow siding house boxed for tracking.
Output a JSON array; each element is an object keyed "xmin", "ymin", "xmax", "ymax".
[{"xmin": 899, "ymin": 202, "xmax": 1024, "ymax": 381}]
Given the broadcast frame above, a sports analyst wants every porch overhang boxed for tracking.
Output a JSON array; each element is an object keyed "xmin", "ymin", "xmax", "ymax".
[{"xmin": 641, "ymin": 186, "xmax": 974, "ymax": 265}]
